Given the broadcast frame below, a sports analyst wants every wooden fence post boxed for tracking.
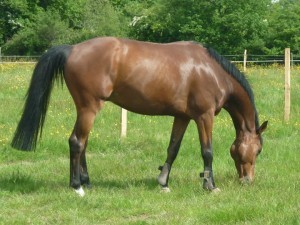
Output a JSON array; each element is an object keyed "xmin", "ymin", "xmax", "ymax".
[
  {"xmin": 243, "ymin": 49, "xmax": 247, "ymax": 72},
  {"xmin": 121, "ymin": 108, "xmax": 127, "ymax": 137},
  {"xmin": 284, "ymin": 48, "xmax": 291, "ymax": 122}
]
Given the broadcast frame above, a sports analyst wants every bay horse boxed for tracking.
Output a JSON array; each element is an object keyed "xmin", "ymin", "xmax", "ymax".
[{"xmin": 11, "ymin": 37, "xmax": 267, "ymax": 196}]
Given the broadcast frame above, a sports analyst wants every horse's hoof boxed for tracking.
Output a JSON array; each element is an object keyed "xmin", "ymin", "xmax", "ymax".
[
  {"xmin": 211, "ymin": 187, "xmax": 221, "ymax": 193},
  {"xmin": 160, "ymin": 186, "xmax": 171, "ymax": 193},
  {"xmin": 74, "ymin": 186, "xmax": 85, "ymax": 197}
]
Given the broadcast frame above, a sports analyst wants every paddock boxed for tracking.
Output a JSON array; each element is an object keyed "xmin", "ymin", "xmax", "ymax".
[{"xmin": 0, "ymin": 63, "xmax": 299, "ymax": 224}]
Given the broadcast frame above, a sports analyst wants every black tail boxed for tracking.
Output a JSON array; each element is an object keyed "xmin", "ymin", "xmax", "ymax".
[{"xmin": 11, "ymin": 45, "xmax": 72, "ymax": 151}]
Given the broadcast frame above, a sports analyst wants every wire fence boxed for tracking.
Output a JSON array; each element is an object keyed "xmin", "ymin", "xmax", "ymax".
[
  {"xmin": 1, "ymin": 53, "xmax": 300, "ymax": 66},
  {"xmin": 0, "ymin": 55, "xmax": 40, "ymax": 63},
  {"xmin": 225, "ymin": 53, "xmax": 300, "ymax": 66},
  {"xmin": 0, "ymin": 49, "xmax": 296, "ymax": 133}
]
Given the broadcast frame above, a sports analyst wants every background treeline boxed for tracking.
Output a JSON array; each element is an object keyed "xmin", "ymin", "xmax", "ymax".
[{"xmin": 1, "ymin": 0, "xmax": 299, "ymax": 55}]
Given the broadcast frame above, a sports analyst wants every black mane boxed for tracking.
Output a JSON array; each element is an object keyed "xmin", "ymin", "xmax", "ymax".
[{"xmin": 204, "ymin": 46, "xmax": 259, "ymax": 129}]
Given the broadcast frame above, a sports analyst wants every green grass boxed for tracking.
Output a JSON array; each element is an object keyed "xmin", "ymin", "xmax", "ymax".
[{"xmin": 0, "ymin": 63, "xmax": 300, "ymax": 224}]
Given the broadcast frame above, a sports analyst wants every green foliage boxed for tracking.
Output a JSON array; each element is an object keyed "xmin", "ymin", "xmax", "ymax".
[
  {"xmin": 265, "ymin": 0, "xmax": 300, "ymax": 54},
  {"xmin": 70, "ymin": 0, "xmax": 128, "ymax": 43},
  {"xmin": 38, "ymin": 0, "xmax": 86, "ymax": 29},
  {"xmin": 0, "ymin": 0, "xmax": 39, "ymax": 46},
  {"xmin": 3, "ymin": 9, "xmax": 70, "ymax": 55},
  {"xmin": 127, "ymin": 0, "xmax": 270, "ymax": 54},
  {"xmin": 1, "ymin": 0, "xmax": 300, "ymax": 55},
  {"xmin": 1, "ymin": 0, "xmax": 128, "ymax": 54}
]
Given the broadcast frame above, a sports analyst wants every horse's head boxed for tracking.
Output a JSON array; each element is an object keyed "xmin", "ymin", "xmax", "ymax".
[{"xmin": 230, "ymin": 121, "xmax": 268, "ymax": 183}]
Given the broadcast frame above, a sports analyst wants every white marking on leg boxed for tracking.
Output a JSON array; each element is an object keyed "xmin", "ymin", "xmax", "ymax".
[
  {"xmin": 160, "ymin": 187, "xmax": 171, "ymax": 193},
  {"xmin": 211, "ymin": 187, "xmax": 221, "ymax": 193},
  {"xmin": 75, "ymin": 186, "xmax": 85, "ymax": 197}
]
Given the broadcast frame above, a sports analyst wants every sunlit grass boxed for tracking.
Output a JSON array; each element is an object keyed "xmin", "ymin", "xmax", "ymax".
[{"xmin": 0, "ymin": 64, "xmax": 299, "ymax": 224}]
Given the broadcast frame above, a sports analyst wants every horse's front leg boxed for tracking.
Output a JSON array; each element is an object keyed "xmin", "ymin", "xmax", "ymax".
[
  {"xmin": 158, "ymin": 116, "xmax": 190, "ymax": 191},
  {"xmin": 196, "ymin": 113, "xmax": 220, "ymax": 192}
]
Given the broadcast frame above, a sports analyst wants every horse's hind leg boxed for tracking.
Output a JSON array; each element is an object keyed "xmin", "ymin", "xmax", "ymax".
[
  {"xmin": 70, "ymin": 130, "xmax": 91, "ymax": 189},
  {"xmin": 69, "ymin": 107, "xmax": 99, "ymax": 195},
  {"xmin": 158, "ymin": 116, "xmax": 190, "ymax": 191},
  {"xmin": 79, "ymin": 138, "xmax": 91, "ymax": 188}
]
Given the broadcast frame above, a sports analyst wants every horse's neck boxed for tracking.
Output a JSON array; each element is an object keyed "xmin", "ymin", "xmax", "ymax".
[{"xmin": 224, "ymin": 84, "xmax": 257, "ymax": 137}]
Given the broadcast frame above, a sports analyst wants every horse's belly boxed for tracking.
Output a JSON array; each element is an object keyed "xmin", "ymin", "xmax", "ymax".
[{"xmin": 107, "ymin": 88, "xmax": 184, "ymax": 116}]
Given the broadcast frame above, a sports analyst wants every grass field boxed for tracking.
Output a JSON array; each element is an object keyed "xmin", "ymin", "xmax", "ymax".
[{"xmin": 0, "ymin": 63, "xmax": 299, "ymax": 225}]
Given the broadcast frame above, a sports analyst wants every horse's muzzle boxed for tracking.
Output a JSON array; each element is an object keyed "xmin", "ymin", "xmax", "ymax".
[{"xmin": 239, "ymin": 175, "xmax": 253, "ymax": 185}]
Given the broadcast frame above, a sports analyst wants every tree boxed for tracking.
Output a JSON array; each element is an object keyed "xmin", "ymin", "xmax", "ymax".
[
  {"xmin": 0, "ymin": 0, "xmax": 39, "ymax": 47},
  {"xmin": 2, "ymin": 0, "xmax": 129, "ymax": 54},
  {"xmin": 71, "ymin": 0, "xmax": 128, "ymax": 43},
  {"xmin": 127, "ymin": 0, "xmax": 270, "ymax": 54},
  {"xmin": 2, "ymin": 0, "xmax": 299, "ymax": 55},
  {"xmin": 3, "ymin": 9, "xmax": 70, "ymax": 55},
  {"xmin": 37, "ymin": 0, "xmax": 86, "ymax": 29},
  {"xmin": 265, "ymin": 0, "xmax": 300, "ymax": 54}
]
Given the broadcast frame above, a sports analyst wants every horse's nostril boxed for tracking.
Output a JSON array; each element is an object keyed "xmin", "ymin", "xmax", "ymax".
[{"xmin": 240, "ymin": 176, "xmax": 253, "ymax": 185}]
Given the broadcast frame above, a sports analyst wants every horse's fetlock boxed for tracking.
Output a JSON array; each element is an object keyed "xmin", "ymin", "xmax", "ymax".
[
  {"xmin": 157, "ymin": 163, "xmax": 171, "ymax": 187},
  {"xmin": 80, "ymin": 173, "xmax": 90, "ymax": 185},
  {"xmin": 70, "ymin": 180, "xmax": 81, "ymax": 189},
  {"xmin": 203, "ymin": 178, "xmax": 216, "ymax": 191},
  {"xmin": 200, "ymin": 170, "xmax": 216, "ymax": 191}
]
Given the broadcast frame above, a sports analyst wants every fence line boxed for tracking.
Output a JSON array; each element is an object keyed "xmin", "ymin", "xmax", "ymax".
[
  {"xmin": 5, "ymin": 52, "xmax": 298, "ymax": 65},
  {"xmin": 1, "ymin": 52, "xmax": 300, "ymax": 65},
  {"xmin": 3, "ymin": 60, "xmax": 300, "ymax": 64},
  {"xmin": 0, "ymin": 50, "xmax": 296, "ymax": 137},
  {"xmin": 0, "ymin": 61, "xmax": 37, "ymax": 64},
  {"xmin": 0, "ymin": 55, "xmax": 40, "ymax": 63}
]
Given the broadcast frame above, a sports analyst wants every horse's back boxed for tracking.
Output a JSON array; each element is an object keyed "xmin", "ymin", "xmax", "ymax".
[
  {"xmin": 65, "ymin": 37, "xmax": 229, "ymax": 117},
  {"xmin": 111, "ymin": 39, "xmax": 209, "ymax": 115}
]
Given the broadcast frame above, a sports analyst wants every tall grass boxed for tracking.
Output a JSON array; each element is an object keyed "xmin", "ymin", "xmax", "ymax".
[{"xmin": 0, "ymin": 63, "xmax": 299, "ymax": 224}]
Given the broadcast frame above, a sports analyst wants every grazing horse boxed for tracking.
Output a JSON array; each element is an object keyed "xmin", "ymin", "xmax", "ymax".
[{"xmin": 11, "ymin": 37, "xmax": 268, "ymax": 196}]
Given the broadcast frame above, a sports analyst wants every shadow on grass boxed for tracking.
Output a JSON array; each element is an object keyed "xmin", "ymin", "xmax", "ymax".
[
  {"xmin": 92, "ymin": 177, "xmax": 159, "ymax": 190},
  {"xmin": 0, "ymin": 170, "xmax": 42, "ymax": 194}
]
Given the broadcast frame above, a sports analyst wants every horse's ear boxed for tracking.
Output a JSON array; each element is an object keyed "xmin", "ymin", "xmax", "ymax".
[{"xmin": 257, "ymin": 121, "xmax": 268, "ymax": 134}]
